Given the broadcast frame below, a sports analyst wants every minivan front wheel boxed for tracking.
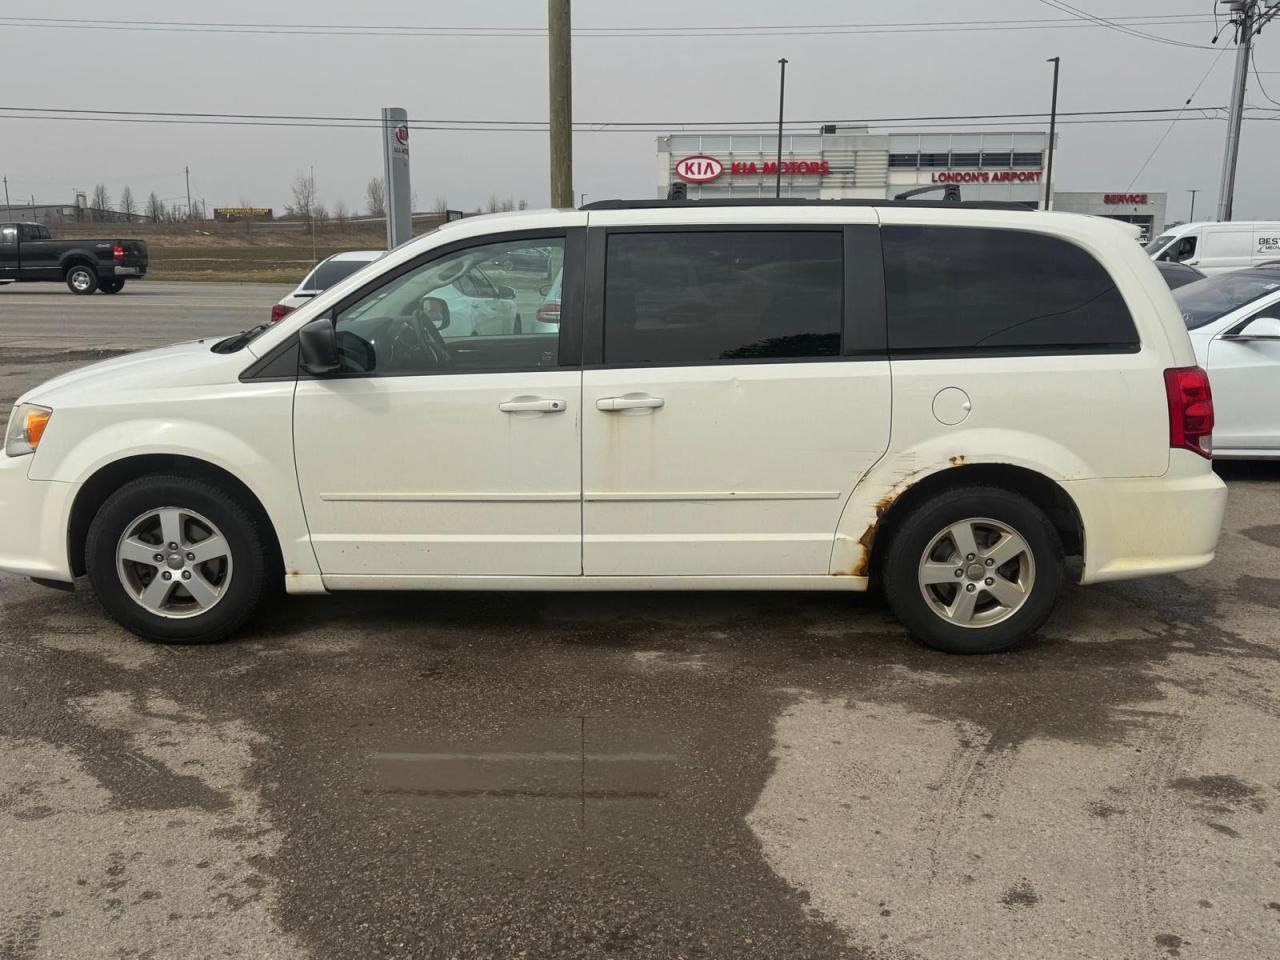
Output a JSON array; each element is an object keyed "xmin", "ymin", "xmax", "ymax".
[
  {"xmin": 86, "ymin": 475, "xmax": 271, "ymax": 644},
  {"xmin": 882, "ymin": 487, "xmax": 1063, "ymax": 654}
]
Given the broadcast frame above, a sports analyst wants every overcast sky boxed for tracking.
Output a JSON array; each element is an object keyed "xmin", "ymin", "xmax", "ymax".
[{"xmin": 2, "ymin": 0, "xmax": 1278, "ymax": 221}]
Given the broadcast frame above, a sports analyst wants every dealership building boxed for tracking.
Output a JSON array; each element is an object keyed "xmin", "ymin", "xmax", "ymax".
[{"xmin": 657, "ymin": 126, "xmax": 1167, "ymax": 238}]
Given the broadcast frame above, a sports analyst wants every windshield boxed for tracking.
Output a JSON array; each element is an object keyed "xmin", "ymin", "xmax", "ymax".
[
  {"xmin": 1144, "ymin": 234, "xmax": 1176, "ymax": 256},
  {"xmin": 1173, "ymin": 272, "xmax": 1280, "ymax": 329},
  {"xmin": 299, "ymin": 256, "xmax": 379, "ymax": 293}
]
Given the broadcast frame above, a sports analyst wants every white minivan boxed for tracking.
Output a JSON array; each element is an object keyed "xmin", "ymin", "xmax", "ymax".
[
  {"xmin": 1147, "ymin": 221, "xmax": 1280, "ymax": 274},
  {"xmin": 0, "ymin": 200, "xmax": 1228, "ymax": 654}
]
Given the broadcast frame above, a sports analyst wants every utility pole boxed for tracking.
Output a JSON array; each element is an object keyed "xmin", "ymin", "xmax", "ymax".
[
  {"xmin": 775, "ymin": 58, "xmax": 788, "ymax": 199},
  {"xmin": 184, "ymin": 165, "xmax": 192, "ymax": 221},
  {"xmin": 2, "ymin": 176, "xmax": 10, "ymax": 218},
  {"xmin": 1188, "ymin": 188, "xmax": 1199, "ymax": 221},
  {"xmin": 1214, "ymin": 1, "xmax": 1279, "ymax": 221},
  {"xmin": 1044, "ymin": 57, "xmax": 1060, "ymax": 211},
  {"xmin": 310, "ymin": 165, "xmax": 317, "ymax": 267},
  {"xmin": 548, "ymin": 0, "xmax": 573, "ymax": 208}
]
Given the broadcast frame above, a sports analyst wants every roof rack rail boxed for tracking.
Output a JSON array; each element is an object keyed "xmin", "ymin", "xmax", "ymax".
[{"xmin": 580, "ymin": 198, "xmax": 1035, "ymax": 212}]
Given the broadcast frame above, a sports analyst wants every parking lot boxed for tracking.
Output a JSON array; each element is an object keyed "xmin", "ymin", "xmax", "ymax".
[{"xmin": 3, "ymin": 286, "xmax": 1280, "ymax": 960}]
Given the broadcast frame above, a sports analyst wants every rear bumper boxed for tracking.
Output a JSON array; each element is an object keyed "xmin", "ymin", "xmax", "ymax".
[
  {"xmin": 112, "ymin": 266, "xmax": 145, "ymax": 277},
  {"xmin": 1067, "ymin": 452, "xmax": 1228, "ymax": 585},
  {"xmin": 0, "ymin": 455, "xmax": 76, "ymax": 582}
]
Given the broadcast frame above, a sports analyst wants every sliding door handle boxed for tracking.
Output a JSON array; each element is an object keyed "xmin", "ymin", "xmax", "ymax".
[
  {"xmin": 596, "ymin": 395, "xmax": 665, "ymax": 411},
  {"xmin": 499, "ymin": 397, "xmax": 566, "ymax": 413}
]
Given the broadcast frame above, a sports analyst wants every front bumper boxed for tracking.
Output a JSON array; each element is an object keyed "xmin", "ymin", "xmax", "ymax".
[
  {"xmin": 1067, "ymin": 451, "xmax": 1228, "ymax": 585},
  {"xmin": 0, "ymin": 455, "xmax": 76, "ymax": 582}
]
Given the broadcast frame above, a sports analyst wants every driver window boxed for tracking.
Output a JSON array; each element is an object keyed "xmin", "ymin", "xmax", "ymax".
[{"xmin": 332, "ymin": 236, "xmax": 566, "ymax": 376}]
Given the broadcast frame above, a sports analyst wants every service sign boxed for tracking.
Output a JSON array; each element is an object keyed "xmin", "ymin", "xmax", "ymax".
[
  {"xmin": 674, "ymin": 155, "xmax": 724, "ymax": 183},
  {"xmin": 1104, "ymin": 193, "xmax": 1148, "ymax": 205}
]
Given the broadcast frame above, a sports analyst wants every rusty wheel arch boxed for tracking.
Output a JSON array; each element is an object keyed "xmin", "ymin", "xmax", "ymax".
[{"xmin": 858, "ymin": 463, "xmax": 1084, "ymax": 585}]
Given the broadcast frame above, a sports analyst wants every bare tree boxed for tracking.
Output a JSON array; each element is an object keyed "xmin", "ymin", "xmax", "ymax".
[
  {"xmin": 119, "ymin": 186, "xmax": 137, "ymax": 220},
  {"xmin": 313, "ymin": 203, "xmax": 329, "ymax": 224},
  {"xmin": 518, "ymin": 199, "xmax": 528, "ymax": 210},
  {"xmin": 432, "ymin": 195, "xmax": 449, "ymax": 213},
  {"xmin": 365, "ymin": 176, "xmax": 386, "ymax": 217},
  {"xmin": 145, "ymin": 192, "xmax": 164, "ymax": 223},
  {"xmin": 90, "ymin": 184, "xmax": 112, "ymax": 221},
  {"xmin": 287, "ymin": 171, "xmax": 316, "ymax": 221}
]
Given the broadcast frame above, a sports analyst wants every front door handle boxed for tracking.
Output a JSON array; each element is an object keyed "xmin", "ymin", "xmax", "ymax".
[
  {"xmin": 499, "ymin": 397, "xmax": 566, "ymax": 413},
  {"xmin": 596, "ymin": 395, "xmax": 665, "ymax": 411}
]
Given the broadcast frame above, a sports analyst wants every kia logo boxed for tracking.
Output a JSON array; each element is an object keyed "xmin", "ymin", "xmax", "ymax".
[
  {"xmin": 395, "ymin": 125, "xmax": 410, "ymax": 145},
  {"xmin": 674, "ymin": 155, "xmax": 724, "ymax": 183}
]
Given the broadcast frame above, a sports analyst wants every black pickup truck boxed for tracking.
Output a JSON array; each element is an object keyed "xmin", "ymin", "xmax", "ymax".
[{"xmin": 0, "ymin": 222, "xmax": 149, "ymax": 294}]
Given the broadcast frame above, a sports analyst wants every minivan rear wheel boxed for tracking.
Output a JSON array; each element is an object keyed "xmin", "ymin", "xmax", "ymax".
[
  {"xmin": 882, "ymin": 486, "xmax": 1064, "ymax": 654},
  {"xmin": 85, "ymin": 475, "xmax": 271, "ymax": 644}
]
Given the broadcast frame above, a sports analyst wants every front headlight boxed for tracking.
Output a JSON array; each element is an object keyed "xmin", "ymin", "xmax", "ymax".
[{"xmin": 4, "ymin": 404, "xmax": 53, "ymax": 457}]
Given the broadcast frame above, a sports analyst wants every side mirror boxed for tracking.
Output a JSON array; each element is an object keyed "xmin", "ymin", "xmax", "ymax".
[
  {"xmin": 1226, "ymin": 316, "xmax": 1280, "ymax": 341},
  {"xmin": 422, "ymin": 296, "xmax": 450, "ymax": 329},
  {"xmin": 497, "ymin": 285, "xmax": 516, "ymax": 300},
  {"xmin": 298, "ymin": 317, "xmax": 340, "ymax": 374}
]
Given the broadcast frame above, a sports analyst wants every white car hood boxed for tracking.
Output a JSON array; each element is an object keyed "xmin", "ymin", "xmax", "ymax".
[{"xmin": 18, "ymin": 340, "xmax": 240, "ymax": 407}]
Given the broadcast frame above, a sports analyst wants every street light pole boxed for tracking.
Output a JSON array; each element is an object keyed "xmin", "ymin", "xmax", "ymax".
[
  {"xmin": 1188, "ymin": 188, "xmax": 1199, "ymax": 222},
  {"xmin": 775, "ymin": 58, "xmax": 788, "ymax": 199},
  {"xmin": 1044, "ymin": 57, "xmax": 1060, "ymax": 211}
]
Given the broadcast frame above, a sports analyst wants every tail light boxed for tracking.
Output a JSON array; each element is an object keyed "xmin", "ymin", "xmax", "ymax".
[
  {"xmin": 112, "ymin": 244, "xmax": 125, "ymax": 262},
  {"xmin": 270, "ymin": 303, "xmax": 295, "ymax": 324},
  {"xmin": 1164, "ymin": 366, "xmax": 1214, "ymax": 459},
  {"xmin": 535, "ymin": 299, "xmax": 561, "ymax": 325}
]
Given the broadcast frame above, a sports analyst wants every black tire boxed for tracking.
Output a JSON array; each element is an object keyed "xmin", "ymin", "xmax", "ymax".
[
  {"xmin": 85, "ymin": 474, "xmax": 272, "ymax": 644},
  {"xmin": 99, "ymin": 279, "xmax": 125, "ymax": 294},
  {"xmin": 65, "ymin": 265, "xmax": 99, "ymax": 295},
  {"xmin": 881, "ymin": 486, "xmax": 1064, "ymax": 655}
]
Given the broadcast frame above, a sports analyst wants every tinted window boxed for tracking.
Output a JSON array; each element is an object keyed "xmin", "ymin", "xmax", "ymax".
[
  {"xmin": 0, "ymin": 226, "xmax": 16, "ymax": 246},
  {"xmin": 302, "ymin": 256, "xmax": 379, "ymax": 292},
  {"xmin": 883, "ymin": 226, "xmax": 1139, "ymax": 354},
  {"xmin": 603, "ymin": 231, "xmax": 842, "ymax": 365},
  {"xmin": 1173, "ymin": 271, "xmax": 1280, "ymax": 330}
]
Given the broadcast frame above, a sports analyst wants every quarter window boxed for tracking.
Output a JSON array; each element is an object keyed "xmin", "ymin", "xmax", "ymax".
[
  {"xmin": 603, "ymin": 231, "xmax": 843, "ymax": 365},
  {"xmin": 883, "ymin": 225, "xmax": 1139, "ymax": 354}
]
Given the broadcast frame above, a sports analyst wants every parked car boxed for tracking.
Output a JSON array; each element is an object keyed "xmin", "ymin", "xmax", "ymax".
[
  {"xmin": 272, "ymin": 250, "xmax": 382, "ymax": 323},
  {"xmin": 490, "ymin": 246, "xmax": 553, "ymax": 275},
  {"xmin": 1146, "ymin": 221, "xmax": 1280, "ymax": 275},
  {"xmin": 1173, "ymin": 264, "xmax": 1280, "ymax": 458},
  {"xmin": 1156, "ymin": 260, "xmax": 1205, "ymax": 290},
  {"xmin": 0, "ymin": 202, "xmax": 1226, "ymax": 654},
  {"xmin": 0, "ymin": 221, "xmax": 148, "ymax": 294}
]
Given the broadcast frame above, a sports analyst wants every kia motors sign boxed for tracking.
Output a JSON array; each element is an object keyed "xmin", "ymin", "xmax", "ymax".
[{"xmin": 674, "ymin": 155, "xmax": 724, "ymax": 183}]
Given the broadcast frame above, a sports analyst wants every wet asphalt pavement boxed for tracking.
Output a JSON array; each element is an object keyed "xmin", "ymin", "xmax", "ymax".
[{"xmin": 3, "ymin": 323, "xmax": 1280, "ymax": 959}]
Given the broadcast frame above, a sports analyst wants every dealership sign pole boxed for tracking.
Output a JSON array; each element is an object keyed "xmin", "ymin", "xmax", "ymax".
[{"xmin": 382, "ymin": 106, "xmax": 412, "ymax": 250}]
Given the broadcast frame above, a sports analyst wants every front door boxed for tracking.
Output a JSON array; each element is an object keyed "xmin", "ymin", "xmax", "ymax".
[
  {"xmin": 582, "ymin": 223, "xmax": 891, "ymax": 577},
  {"xmin": 293, "ymin": 231, "xmax": 584, "ymax": 578},
  {"xmin": 1207, "ymin": 296, "xmax": 1280, "ymax": 453}
]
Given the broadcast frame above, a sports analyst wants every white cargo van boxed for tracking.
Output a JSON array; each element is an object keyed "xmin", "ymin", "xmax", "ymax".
[
  {"xmin": 1146, "ymin": 221, "xmax": 1280, "ymax": 274},
  {"xmin": 1, "ymin": 200, "xmax": 1228, "ymax": 654}
]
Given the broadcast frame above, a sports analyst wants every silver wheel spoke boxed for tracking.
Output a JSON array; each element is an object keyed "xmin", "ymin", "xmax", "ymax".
[
  {"xmin": 139, "ymin": 574, "xmax": 175, "ymax": 611},
  {"xmin": 158, "ymin": 508, "xmax": 184, "ymax": 548},
  {"xmin": 182, "ymin": 571, "xmax": 221, "ymax": 609},
  {"xmin": 985, "ymin": 575, "xmax": 1027, "ymax": 609},
  {"xmin": 188, "ymin": 535, "xmax": 229, "ymax": 564},
  {"xmin": 984, "ymin": 532, "xmax": 1029, "ymax": 569},
  {"xmin": 920, "ymin": 561, "xmax": 960, "ymax": 585},
  {"xmin": 119, "ymin": 537, "xmax": 160, "ymax": 566},
  {"xmin": 948, "ymin": 521, "xmax": 979, "ymax": 560},
  {"xmin": 948, "ymin": 587, "xmax": 979, "ymax": 624}
]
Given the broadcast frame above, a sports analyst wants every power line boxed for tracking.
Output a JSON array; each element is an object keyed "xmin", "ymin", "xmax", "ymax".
[
  {"xmin": 1128, "ymin": 48, "xmax": 1229, "ymax": 187},
  {"xmin": 0, "ymin": 13, "xmax": 1219, "ymax": 40},
  {"xmin": 1034, "ymin": 0, "xmax": 1217, "ymax": 50}
]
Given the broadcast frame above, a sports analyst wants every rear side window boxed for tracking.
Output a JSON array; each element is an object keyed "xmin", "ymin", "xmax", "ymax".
[
  {"xmin": 603, "ymin": 231, "xmax": 842, "ymax": 365},
  {"xmin": 883, "ymin": 226, "xmax": 1139, "ymax": 355},
  {"xmin": 303, "ymin": 257, "xmax": 378, "ymax": 292}
]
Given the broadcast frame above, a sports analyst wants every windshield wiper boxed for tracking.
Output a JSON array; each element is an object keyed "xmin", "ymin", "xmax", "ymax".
[{"xmin": 212, "ymin": 324, "xmax": 269, "ymax": 354}]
